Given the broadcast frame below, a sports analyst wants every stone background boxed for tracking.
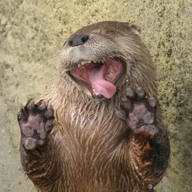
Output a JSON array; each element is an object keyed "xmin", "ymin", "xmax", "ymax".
[{"xmin": 0, "ymin": 0, "xmax": 192, "ymax": 191}]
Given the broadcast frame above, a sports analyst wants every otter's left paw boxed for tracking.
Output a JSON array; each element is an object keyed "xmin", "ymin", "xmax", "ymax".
[{"xmin": 116, "ymin": 87, "xmax": 158, "ymax": 138}]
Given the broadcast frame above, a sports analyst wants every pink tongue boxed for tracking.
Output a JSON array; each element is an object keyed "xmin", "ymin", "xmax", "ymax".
[{"xmin": 89, "ymin": 64, "xmax": 116, "ymax": 98}]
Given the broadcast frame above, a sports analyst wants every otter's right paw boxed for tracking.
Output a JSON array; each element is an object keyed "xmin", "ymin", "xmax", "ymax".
[{"xmin": 18, "ymin": 99, "xmax": 54, "ymax": 150}]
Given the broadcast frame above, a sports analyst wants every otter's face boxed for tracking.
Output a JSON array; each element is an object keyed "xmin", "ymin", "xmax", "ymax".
[{"xmin": 60, "ymin": 21, "xmax": 141, "ymax": 99}]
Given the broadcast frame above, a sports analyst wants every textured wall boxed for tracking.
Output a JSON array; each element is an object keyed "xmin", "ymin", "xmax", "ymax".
[{"xmin": 0, "ymin": 0, "xmax": 192, "ymax": 191}]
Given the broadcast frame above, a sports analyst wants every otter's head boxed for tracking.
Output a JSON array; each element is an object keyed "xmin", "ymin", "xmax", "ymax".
[{"xmin": 60, "ymin": 21, "xmax": 157, "ymax": 100}]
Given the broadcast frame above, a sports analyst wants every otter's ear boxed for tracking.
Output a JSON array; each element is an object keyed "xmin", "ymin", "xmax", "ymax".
[{"xmin": 130, "ymin": 24, "xmax": 141, "ymax": 35}]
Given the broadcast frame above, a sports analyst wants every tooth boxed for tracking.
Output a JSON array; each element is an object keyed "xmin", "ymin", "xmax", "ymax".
[
  {"xmin": 78, "ymin": 63, "xmax": 85, "ymax": 69},
  {"xmin": 92, "ymin": 87, "xmax": 99, "ymax": 95},
  {"xmin": 81, "ymin": 61, "xmax": 91, "ymax": 65},
  {"xmin": 81, "ymin": 61, "xmax": 87, "ymax": 65},
  {"xmin": 106, "ymin": 72, "xmax": 113, "ymax": 80}
]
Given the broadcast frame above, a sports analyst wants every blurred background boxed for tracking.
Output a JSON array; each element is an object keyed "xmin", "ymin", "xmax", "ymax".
[{"xmin": 0, "ymin": 0, "xmax": 192, "ymax": 191}]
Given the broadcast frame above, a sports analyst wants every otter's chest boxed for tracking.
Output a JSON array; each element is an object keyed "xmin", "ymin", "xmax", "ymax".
[{"xmin": 54, "ymin": 102, "xmax": 130, "ymax": 189}]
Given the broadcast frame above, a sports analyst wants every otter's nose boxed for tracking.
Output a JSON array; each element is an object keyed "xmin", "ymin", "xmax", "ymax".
[{"xmin": 68, "ymin": 34, "xmax": 89, "ymax": 47}]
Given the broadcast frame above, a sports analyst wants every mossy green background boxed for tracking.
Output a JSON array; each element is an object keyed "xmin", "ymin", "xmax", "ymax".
[{"xmin": 0, "ymin": 0, "xmax": 192, "ymax": 191}]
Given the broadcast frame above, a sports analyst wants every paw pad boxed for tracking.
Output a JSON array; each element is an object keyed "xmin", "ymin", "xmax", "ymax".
[
  {"xmin": 116, "ymin": 87, "xmax": 158, "ymax": 137},
  {"xmin": 18, "ymin": 99, "xmax": 54, "ymax": 150}
]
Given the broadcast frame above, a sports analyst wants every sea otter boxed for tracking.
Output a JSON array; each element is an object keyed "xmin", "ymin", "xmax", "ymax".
[{"xmin": 17, "ymin": 21, "xmax": 170, "ymax": 192}]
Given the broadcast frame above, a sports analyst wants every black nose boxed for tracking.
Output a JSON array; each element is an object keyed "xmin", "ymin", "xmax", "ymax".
[{"xmin": 68, "ymin": 34, "xmax": 89, "ymax": 47}]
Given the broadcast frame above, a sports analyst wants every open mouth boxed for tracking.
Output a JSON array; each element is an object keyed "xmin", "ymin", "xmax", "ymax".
[{"xmin": 69, "ymin": 58, "xmax": 125, "ymax": 99}]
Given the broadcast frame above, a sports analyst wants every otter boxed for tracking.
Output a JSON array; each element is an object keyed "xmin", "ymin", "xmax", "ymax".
[{"xmin": 17, "ymin": 21, "xmax": 170, "ymax": 192}]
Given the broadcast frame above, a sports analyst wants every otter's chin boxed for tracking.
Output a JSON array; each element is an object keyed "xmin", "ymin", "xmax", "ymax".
[{"xmin": 69, "ymin": 58, "xmax": 125, "ymax": 99}]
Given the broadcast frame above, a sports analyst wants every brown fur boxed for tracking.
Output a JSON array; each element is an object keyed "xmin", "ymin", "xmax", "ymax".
[{"xmin": 20, "ymin": 21, "xmax": 170, "ymax": 192}]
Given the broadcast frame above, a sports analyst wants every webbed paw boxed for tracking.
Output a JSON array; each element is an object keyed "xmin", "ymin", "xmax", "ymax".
[
  {"xmin": 116, "ymin": 87, "xmax": 158, "ymax": 138},
  {"xmin": 18, "ymin": 99, "xmax": 54, "ymax": 150}
]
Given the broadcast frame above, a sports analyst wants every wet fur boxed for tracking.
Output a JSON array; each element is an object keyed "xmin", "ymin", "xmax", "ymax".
[{"xmin": 19, "ymin": 21, "xmax": 170, "ymax": 192}]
